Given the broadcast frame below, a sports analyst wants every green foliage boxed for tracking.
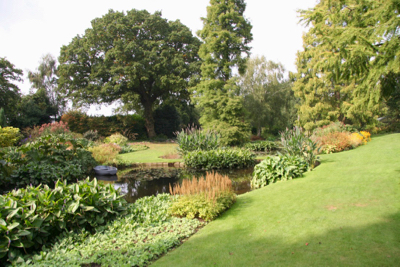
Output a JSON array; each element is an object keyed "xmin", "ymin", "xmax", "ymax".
[
  {"xmin": 88, "ymin": 143, "xmax": 121, "ymax": 166},
  {"xmin": 168, "ymin": 193, "xmax": 235, "ymax": 222},
  {"xmin": 251, "ymin": 155, "xmax": 308, "ymax": 189},
  {"xmin": 26, "ymin": 194, "xmax": 202, "ymax": 266},
  {"xmin": 293, "ymin": 0, "xmax": 400, "ymax": 130},
  {"xmin": 104, "ymin": 133, "xmax": 128, "ymax": 146},
  {"xmin": 239, "ymin": 56, "xmax": 297, "ymax": 136},
  {"xmin": 83, "ymin": 129, "xmax": 99, "ymax": 141},
  {"xmin": 0, "ymin": 178, "xmax": 127, "ymax": 265},
  {"xmin": 27, "ymin": 54, "xmax": 65, "ymax": 120},
  {"xmin": 58, "ymin": 9, "xmax": 201, "ymax": 138},
  {"xmin": 194, "ymin": 0, "xmax": 253, "ymax": 146},
  {"xmin": 0, "ymin": 57, "xmax": 22, "ymax": 123},
  {"xmin": 0, "ymin": 108, "xmax": 6, "ymax": 127},
  {"xmin": 183, "ymin": 148, "xmax": 256, "ymax": 170},
  {"xmin": 280, "ymin": 127, "xmax": 317, "ymax": 168},
  {"xmin": 175, "ymin": 125, "xmax": 220, "ymax": 155},
  {"xmin": 169, "ymin": 172, "xmax": 236, "ymax": 221},
  {"xmin": 61, "ymin": 111, "xmax": 146, "ymax": 139},
  {"xmin": 0, "ymin": 126, "xmax": 21, "ymax": 148},
  {"xmin": 9, "ymin": 89, "xmax": 56, "ymax": 129},
  {"xmin": 244, "ymin": 140, "xmax": 278, "ymax": 152},
  {"xmin": 154, "ymin": 104, "xmax": 182, "ymax": 138},
  {"xmin": 1, "ymin": 134, "xmax": 97, "ymax": 189}
]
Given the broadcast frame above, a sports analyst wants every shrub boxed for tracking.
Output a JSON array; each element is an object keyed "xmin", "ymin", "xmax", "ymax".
[
  {"xmin": 169, "ymin": 172, "xmax": 236, "ymax": 221},
  {"xmin": 0, "ymin": 178, "xmax": 127, "ymax": 265},
  {"xmin": 1, "ymin": 135, "xmax": 97, "ymax": 189},
  {"xmin": 280, "ymin": 127, "xmax": 317, "ymax": 168},
  {"xmin": 88, "ymin": 143, "xmax": 121, "ymax": 165},
  {"xmin": 175, "ymin": 125, "xmax": 220, "ymax": 155},
  {"xmin": 104, "ymin": 133, "xmax": 128, "ymax": 146},
  {"xmin": 183, "ymin": 148, "xmax": 256, "ymax": 170},
  {"xmin": 83, "ymin": 129, "xmax": 99, "ymax": 141},
  {"xmin": 0, "ymin": 126, "xmax": 21, "ymax": 147},
  {"xmin": 244, "ymin": 140, "xmax": 278, "ymax": 152},
  {"xmin": 251, "ymin": 155, "xmax": 308, "ymax": 189}
]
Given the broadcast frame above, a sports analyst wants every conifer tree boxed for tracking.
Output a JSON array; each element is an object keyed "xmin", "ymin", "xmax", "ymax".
[
  {"xmin": 293, "ymin": 0, "xmax": 400, "ymax": 131},
  {"xmin": 194, "ymin": 0, "xmax": 253, "ymax": 145}
]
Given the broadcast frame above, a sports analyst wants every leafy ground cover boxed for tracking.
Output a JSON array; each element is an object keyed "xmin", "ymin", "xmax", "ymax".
[{"xmin": 152, "ymin": 133, "xmax": 400, "ymax": 266}]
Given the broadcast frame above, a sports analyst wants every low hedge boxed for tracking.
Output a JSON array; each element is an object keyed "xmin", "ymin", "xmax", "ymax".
[
  {"xmin": 244, "ymin": 140, "xmax": 279, "ymax": 152},
  {"xmin": 0, "ymin": 178, "xmax": 127, "ymax": 265},
  {"xmin": 183, "ymin": 148, "xmax": 256, "ymax": 170}
]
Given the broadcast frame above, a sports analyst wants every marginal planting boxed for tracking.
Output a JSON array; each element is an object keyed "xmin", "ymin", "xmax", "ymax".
[
  {"xmin": 1, "ymin": 134, "xmax": 96, "ymax": 190},
  {"xmin": 244, "ymin": 140, "xmax": 278, "ymax": 152},
  {"xmin": 175, "ymin": 126, "xmax": 220, "ymax": 155},
  {"xmin": 27, "ymin": 194, "xmax": 202, "ymax": 267},
  {"xmin": 251, "ymin": 155, "xmax": 308, "ymax": 189},
  {"xmin": 169, "ymin": 172, "xmax": 236, "ymax": 221},
  {"xmin": 0, "ymin": 178, "xmax": 127, "ymax": 265},
  {"xmin": 311, "ymin": 122, "xmax": 371, "ymax": 154},
  {"xmin": 183, "ymin": 148, "xmax": 256, "ymax": 170}
]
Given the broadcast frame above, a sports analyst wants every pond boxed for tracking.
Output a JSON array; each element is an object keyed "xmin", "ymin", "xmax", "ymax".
[{"xmin": 97, "ymin": 167, "xmax": 254, "ymax": 203}]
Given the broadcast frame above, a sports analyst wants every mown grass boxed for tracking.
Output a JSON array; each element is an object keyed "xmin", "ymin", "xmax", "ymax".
[
  {"xmin": 152, "ymin": 133, "xmax": 400, "ymax": 266},
  {"xmin": 118, "ymin": 142, "xmax": 180, "ymax": 163}
]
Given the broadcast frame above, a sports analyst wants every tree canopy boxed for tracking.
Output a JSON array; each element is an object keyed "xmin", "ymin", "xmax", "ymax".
[
  {"xmin": 293, "ymin": 0, "xmax": 400, "ymax": 131},
  {"xmin": 57, "ymin": 9, "xmax": 201, "ymax": 137},
  {"xmin": 239, "ymin": 56, "xmax": 296, "ymax": 136},
  {"xmin": 194, "ymin": 0, "xmax": 253, "ymax": 145},
  {"xmin": 28, "ymin": 54, "xmax": 64, "ymax": 120},
  {"xmin": 0, "ymin": 57, "xmax": 22, "ymax": 123}
]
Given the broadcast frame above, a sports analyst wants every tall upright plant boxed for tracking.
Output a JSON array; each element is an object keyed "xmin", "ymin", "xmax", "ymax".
[
  {"xmin": 194, "ymin": 0, "xmax": 253, "ymax": 146},
  {"xmin": 175, "ymin": 125, "xmax": 220, "ymax": 155},
  {"xmin": 280, "ymin": 126, "xmax": 317, "ymax": 169}
]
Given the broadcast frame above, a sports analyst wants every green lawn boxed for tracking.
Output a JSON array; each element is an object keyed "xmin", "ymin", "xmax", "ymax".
[
  {"xmin": 152, "ymin": 133, "xmax": 400, "ymax": 266},
  {"xmin": 118, "ymin": 142, "xmax": 180, "ymax": 163}
]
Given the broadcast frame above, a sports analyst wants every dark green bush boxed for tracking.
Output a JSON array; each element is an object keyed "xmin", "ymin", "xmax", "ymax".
[
  {"xmin": 251, "ymin": 155, "xmax": 308, "ymax": 189},
  {"xmin": 244, "ymin": 140, "xmax": 278, "ymax": 152},
  {"xmin": 1, "ymin": 134, "xmax": 97, "ymax": 189},
  {"xmin": 0, "ymin": 178, "xmax": 127, "ymax": 265},
  {"xmin": 183, "ymin": 148, "xmax": 256, "ymax": 170}
]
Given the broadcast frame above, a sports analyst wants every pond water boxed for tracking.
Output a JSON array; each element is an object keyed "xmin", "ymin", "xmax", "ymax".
[{"xmin": 97, "ymin": 167, "xmax": 254, "ymax": 203}]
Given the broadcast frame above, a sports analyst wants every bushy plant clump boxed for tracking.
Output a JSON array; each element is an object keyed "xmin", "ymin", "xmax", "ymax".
[
  {"xmin": 25, "ymin": 194, "xmax": 202, "ymax": 267},
  {"xmin": 104, "ymin": 132, "xmax": 128, "ymax": 146},
  {"xmin": 175, "ymin": 126, "xmax": 220, "ymax": 155},
  {"xmin": 183, "ymin": 148, "xmax": 256, "ymax": 170},
  {"xmin": 83, "ymin": 129, "xmax": 99, "ymax": 141},
  {"xmin": 0, "ymin": 126, "xmax": 21, "ymax": 148},
  {"xmin": 251, "ymin": 155, "xmax": 308, "ymax": 189},
  {"xmin": 169, "ymin": 172, "xmax": 236, "ymax": 221},
  {"xmin": 311, "ymin": 123, "xmax": 371, "ymax": 154},
  {"xmin": 88, "ymin": 143, "xmax": 121, "ymax": 165},
  {"xmin": 0, "ymin": 178, "xmax": 127, "ymax": 265},
  {"xmin": 1, "ymin": 135, "xmax": 96, "ymax": 190},
  {"xmin": 280, "ymin": 126, "xmax": 317, "ymax": 168},
  {"xmin": 244, "ymin": 140, "xmax": 278, "ymax": 152}
]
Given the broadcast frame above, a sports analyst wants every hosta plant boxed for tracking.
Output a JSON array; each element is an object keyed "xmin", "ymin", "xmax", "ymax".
[
  {"xmin": 251, "ymin": 155, "xmax": 308, "ymax": 189},
  {"xmin": 0, "ymin": 178, "xmax": 127, "ymax": 265}
]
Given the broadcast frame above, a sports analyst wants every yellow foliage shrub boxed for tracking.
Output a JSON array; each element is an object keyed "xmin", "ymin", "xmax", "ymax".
[
  {"xmin": 360, "ymin": 131, "xmax": 371, "ymax": 142},
  {"xmin": 88, "ymin": 143, "xmax": 121, "ymax": 165},
  {"xmin": 0, "ymin": 126, "xmax": 21, "ymax": 147}
]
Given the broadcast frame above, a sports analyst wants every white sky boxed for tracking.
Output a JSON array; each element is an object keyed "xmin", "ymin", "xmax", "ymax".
[{"xmin": 0, "ymin": 0, "xmax": 317, "ymax": 115}]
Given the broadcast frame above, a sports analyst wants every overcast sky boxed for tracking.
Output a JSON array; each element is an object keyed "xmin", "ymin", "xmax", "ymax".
[{"xmin": 0, "ymin": 0, "xmax": 317, "ymax": 115}]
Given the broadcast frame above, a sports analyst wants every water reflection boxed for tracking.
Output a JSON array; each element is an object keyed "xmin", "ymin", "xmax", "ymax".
[{"xmin": 97, "ymin": 167, "xmax": 254, "ymax": 203}]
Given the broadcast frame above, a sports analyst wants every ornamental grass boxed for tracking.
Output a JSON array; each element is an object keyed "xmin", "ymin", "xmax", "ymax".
[{"xmin": 169, "ymin": 172, "xmax": 233, "ymax": 202}]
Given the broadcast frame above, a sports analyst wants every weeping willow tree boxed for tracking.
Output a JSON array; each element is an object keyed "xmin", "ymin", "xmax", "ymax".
[{"xmin": 293, "ymin": 0, "xmax": 400, "ymax": 131}]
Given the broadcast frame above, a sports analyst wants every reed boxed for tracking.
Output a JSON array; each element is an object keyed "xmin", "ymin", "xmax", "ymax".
[{"xmin": 169, "ymin": 172, "xmax": 233, "ymax": 202}]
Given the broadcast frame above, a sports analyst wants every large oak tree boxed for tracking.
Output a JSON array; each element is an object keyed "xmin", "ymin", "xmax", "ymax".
[{"xmin": 57, "ymin": 9, "xmax": 201, "ymax": 137}]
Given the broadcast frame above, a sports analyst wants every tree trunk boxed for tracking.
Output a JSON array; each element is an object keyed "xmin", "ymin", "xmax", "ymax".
[{"xmin": 143, "ymin": 101, "xmax": 156, "ymax": 138}]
